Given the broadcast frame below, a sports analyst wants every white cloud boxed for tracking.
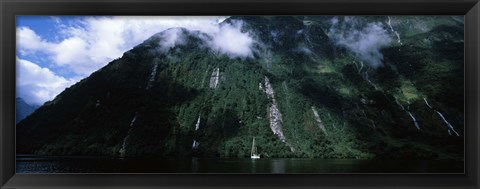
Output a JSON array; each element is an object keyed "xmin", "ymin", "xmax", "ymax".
[
  {"xmin": 16, "ymin": 58, "xmax": 77, "ymax": 105},
  {"xmin": 16, "ymin": 16, "xmax": 244, "ymax": 77},
  {"xmin": 158, "ymin": 28, "xmax": 188, "ymax": 52},
  {"xmin": 151, "ymin": 19, "xmax": 255, "ymax": 59},
  {"xmin": 328, "ymin": 17, "xmax": 392, "ymax": 68},
  {"xmin": 208, "ymin": 21, "xmax": 254, "ymax": 59},
  {"xmin": 52, "ymin": 37, "xmax": 88, "ymax": 65},
  {"xmin": 16, "ymin": 16, "xmax": 257, "ymax": 104},
  {"xmin": 16, "ymin": 27, "xmax": 53, "ymax": 55}
]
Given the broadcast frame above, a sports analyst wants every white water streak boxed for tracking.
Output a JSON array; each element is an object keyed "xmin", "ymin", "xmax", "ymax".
[
  {"xmin": 129, "ymin": 115, "xmax": 137, "ymax": 126},
  {"xmin": 263, "ymin": 77, "xmax": 294, "ymax": 152},
  {"xmin": 192, "ymin": 115, "xmax": 201, "ymax": 150},
  {"xmin": 311, "ymin": 106, "xmax": 327, "ymax": 134},
  {"xmin": 358, "ymin": 61, "xmax": 364, "ymax": 74},
  {"xmin": 209, "ymin": 68, "xmax": 220, "ymax": 89},
  {"xmin": 395, "ymin": 97, "xmax": 406, "ymax": 110},
  {"xmin": 436, "ymin": 111, "xmax": 460, "ymax": 136},
  {"xmin": 264, "ymin": 77, "xmax": 275, "ymax": 99},
  {"xmin": 407, "ymin": 111, "xmax": 421, "ymax": 130},
  {"xmin": 423, "ymin": 97, "xmax": 433, "ymax": 109},
  {"xmin": 369, "ymin": 119, "xmax": 376, "ymax": 129},
  {"xmin": 194, "ymin": 115, "xmax": 201, "ymax": 131},
  {"xmin": 192, "ymin": 140, "xmax": 199, "ymax": 149},
  {"xmin": 396, "ymin": 97, "xmax": 420, "ymax": 129},
  {"xmin": 363, "ymin": 71, "xmax": 378, "ymax": 90},
  {"xmin": 387, "ymin": 16, "xmax": 403, "ymax": 45},
  {"xmin": 146, "ymin": 63, "xmax": 159, "ymax": 90},
  {"xmin": 119, "ymin": 112, "xmax": 138, "ymax": 157},
  {"xmin": 424, "ymin": 97, "xmax": 460, "ymax": 136}
]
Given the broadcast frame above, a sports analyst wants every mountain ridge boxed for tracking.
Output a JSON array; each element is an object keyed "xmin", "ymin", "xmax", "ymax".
[
  {"xmin": 17, "ymin": 16, "xmax": 464, "ymax": 160},
  {"xmin": 16, "ymin": 97, "xmax": 39, "ymax": 124}
]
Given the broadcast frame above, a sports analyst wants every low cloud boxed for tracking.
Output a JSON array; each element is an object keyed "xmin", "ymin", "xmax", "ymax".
[
  {"xmin": 328, "ymin": 17, "xmax": 392, "ymax": 68},
  {"xmin": 207, "ymin": 20, "xmax": 254, "ymax": 59},
  {"xmin": 17, "ymin": 16, "xmax": 253, "ymax": 104},
  {"xmin": 153, "ymin": 20, "xmax": 255, "ymax": 59},
  {"xmin": 16, "ymin": 58, "xmax": 77, "ymax": 105},
  {"xmin": 156, "ymin": 28, "xmax": 188, "ymax": 53},
  {"xmin": 16, "ymin": 16, "xmax": 234, "ymax": 77}
]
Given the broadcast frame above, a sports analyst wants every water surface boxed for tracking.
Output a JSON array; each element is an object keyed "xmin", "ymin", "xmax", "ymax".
[{"xmin": 16, "ymin": 155, "xmax": 463, "ymax": 173}]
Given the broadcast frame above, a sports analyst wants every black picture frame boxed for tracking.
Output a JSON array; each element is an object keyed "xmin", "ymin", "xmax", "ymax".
[{"xmin": 1, "ymin": 0, "xmax": 479, "ymax": 188}]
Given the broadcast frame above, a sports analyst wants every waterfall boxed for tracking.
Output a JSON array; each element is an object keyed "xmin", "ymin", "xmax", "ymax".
[
  {"xmin": 407, "ymin": 111, "xmax": 421, "ymax": 130},
  {"xmin": 362, "ymin": 71, "xmax": 378, "ymax": 90},
  {"xmin": 129, "ymin": 115, "xmax": 137, "ymax": 127},
  {"xmin": 395, "ymin": 97, "xmax": 420, "ymax": 129},
  {"xmin": 194, "ymin": 115, "xmax": 201, "ymax": 131},
  {"xmin": 311, "ymin": 106, "xmax": 327, "ymax": 134},
  {"xmin": 369, "ymin": 119, "xmax": 376, "ymax": 129},
  {"xmin": 192, "ymin": 140, "xmax": 199, "ymax": 149},
  {"xmin": 262, "ymin": 77, "xmax": 294, "ymax": 152},
  {"xmin": 119, "ymin": 138, "xmax": 128, "ymax": 157},
  {"xmin": 355, "ymin": 62, "xmax": 378, "ymax": 90},
  {"xmin": 302, "ymin": 32, "xmax": 321, "ymax": 61},
  {"xmin": 360, "ymin": 109, "xmax": 376, "ymax": 129},
  {"xmin": 395, "ymin": 97, "xmax": 406, "ymax": 110},
  {"xmin": 263, "ymin": 77, "xmax": 275, "ymax": 98},
  {"xmin": 268, "ymin": 103, "xmax": 286, "ymax": 143},
  {"xmin": 119, "ymin": 112, "xmax": 138, "ymax": 157},
  {"xmin": 214, "ymin": 68, "xmax": 220, "ymax": 88},
  {"xmin": 435, "ymin": 111, "xmax": 460, "ymax": 136},
  {"xmin": 192, "ymin": 115, "xmax": 201, "ymax": 149},
  {"xmin": 146, "ymin": 63, "xmax": 159, "ymax": 90},
  {"xmin": 355, "ymin": 61, "xmax": 364, "ymax": 74},
  {"xmin": 209, "ymin": 68, "xmax": 220, "ymax": 89},
  {"xmin": 423, "ymin": 97, "xmax": 433, "ymax": 109},
  {"xmin": 387, "ymin": 16, "xmax": 403, "ymax": 45},
  {"xmin": 423, "ymin": 97, "xmax": 460, "ymax": 136}
]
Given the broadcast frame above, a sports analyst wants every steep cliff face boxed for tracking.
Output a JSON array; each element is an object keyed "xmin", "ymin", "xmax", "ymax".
[{"xmin": 17, "ymin": 16, "xmax": 464, "ymax": 160}]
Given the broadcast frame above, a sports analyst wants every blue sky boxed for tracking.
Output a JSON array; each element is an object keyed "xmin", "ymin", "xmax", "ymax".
[{"xmin": 16, "ymin": 16, "xmax": 245, "ymax": 106}]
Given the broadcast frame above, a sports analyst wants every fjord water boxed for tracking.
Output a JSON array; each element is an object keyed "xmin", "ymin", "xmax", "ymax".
[{"xmin": 16, "ymin": 155, "xmax": 463, "ymax": 173}]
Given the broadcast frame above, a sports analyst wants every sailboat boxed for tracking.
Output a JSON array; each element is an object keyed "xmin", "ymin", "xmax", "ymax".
[{"xmin": 251, "ymin": 137, "xmax": 260, "ymax": 159}]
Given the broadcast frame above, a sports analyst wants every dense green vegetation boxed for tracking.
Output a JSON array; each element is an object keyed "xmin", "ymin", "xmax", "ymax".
[{"xmin": 17, "ymin": 16, "xmax": 464, "ymax": 160}]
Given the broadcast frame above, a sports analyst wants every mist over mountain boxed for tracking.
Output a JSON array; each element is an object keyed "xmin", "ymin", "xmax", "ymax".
[
  {"xmin": 16, "ymin": 97, "xmax": 39, "ymax": 124},
  {"xmin": 17, "ymin": 16, "xmax": 464, "ymax": 160}
]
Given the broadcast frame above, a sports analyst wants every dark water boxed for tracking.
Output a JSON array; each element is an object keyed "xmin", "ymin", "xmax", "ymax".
[{"xmin": 16, "ymin": 155, "xmax": 463, "ymax": 173}]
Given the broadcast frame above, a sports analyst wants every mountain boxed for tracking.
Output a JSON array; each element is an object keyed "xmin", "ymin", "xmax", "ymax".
[
  {"xmin": 16, "ymin": 16, "xmax": 464, "ymax": 160},
  {"xmin": 16, "ymin": 97, "xmax": 39, "ymax": 124}
]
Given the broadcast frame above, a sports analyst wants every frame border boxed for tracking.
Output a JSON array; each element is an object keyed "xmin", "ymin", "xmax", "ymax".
[{"xmin": 1, "ymin": 0, "xmax": 479, "ymax": 188}]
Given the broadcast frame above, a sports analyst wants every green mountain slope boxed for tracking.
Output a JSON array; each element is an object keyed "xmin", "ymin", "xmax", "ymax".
[{"xmin": 17, "ymin": 16, "xmax": 464, "ymax": 160}]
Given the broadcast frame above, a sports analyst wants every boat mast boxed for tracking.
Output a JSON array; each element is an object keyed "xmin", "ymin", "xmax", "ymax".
[{"xmin": 251, "ymin": 137, "xmax": 255, "ymax": 156}]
